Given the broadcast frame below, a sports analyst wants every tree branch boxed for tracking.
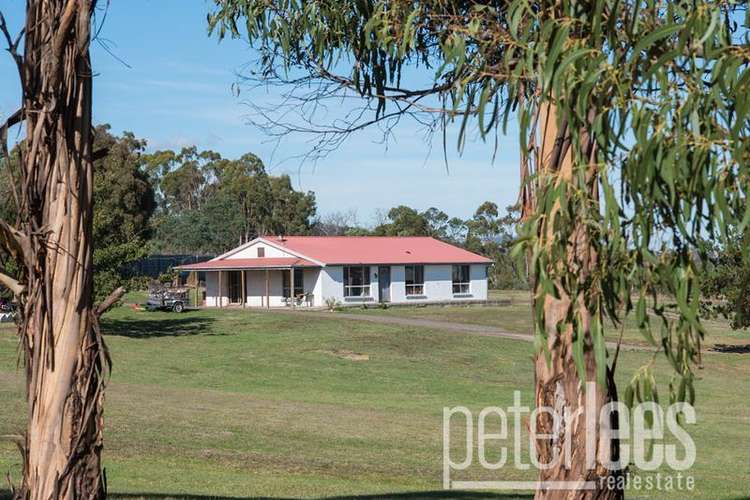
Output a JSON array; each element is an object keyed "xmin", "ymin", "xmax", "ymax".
[
  {"xmin": 0, "ymin": 271, "xmax": 23, "ymax": 296},
  {"xmin": 94, "ymin": 286, "xmax": 125, "ymax": 318},
  {"xmin": 2, "ymin": 108, "xmax": 24, "ymax": 130},
  {"xmin": 0, "ymin": 10, "xmax": 24, "ymax": 83},
  {"xmin": 45, "ymin": 0, "xmax": 78, "ymax": 90},
  {"xmin": 0, "ymin": 108, "xmax": 24, "ymax": 210},
  {"xmin": 92, "ymin": 147, "xmax": 108, "ymax": 162},
  {"xmin": 0, "ymin": 219, "xmax": 32, "ymax": 265},
  {"xmin": 53, "ymin": 0, "xmax": 78, "ymax": 60}
]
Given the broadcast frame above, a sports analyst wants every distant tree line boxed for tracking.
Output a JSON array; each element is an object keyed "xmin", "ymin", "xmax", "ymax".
[
  {"xmin": 0, "ymin": 125, "xmax": 316, "ymax": 301},
  {"xmin": 700, "ymin": 227, "xmax": 750, "ymax": 330},
  {"xmin": 1, "ymin": 125, "xmax": 529, "ymax": 299},
  {"xmin": 94, "ymin": 127, "xmax": 529, "ymax": 295},
  {"xmin": 4, "ymin": 125, "xmax": 748, "ymax": 326},
  {"xmin": 144, "ymin": 148, "xmax": 316, "ymax": 255}
]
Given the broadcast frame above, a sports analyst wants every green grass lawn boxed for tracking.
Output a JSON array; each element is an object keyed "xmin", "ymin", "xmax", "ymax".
[
  {"xmin": 352, "ymin": 290, "xmax": 750, "ymax": 350},
  {"xmin": 0, "ymin": 295, "xmax": 747, "ymax": 498}
]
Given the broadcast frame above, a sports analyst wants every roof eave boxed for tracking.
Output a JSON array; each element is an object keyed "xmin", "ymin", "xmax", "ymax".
[{"xmin": 176, "ymin": 264, "xmax": 321, "ymax": 272}]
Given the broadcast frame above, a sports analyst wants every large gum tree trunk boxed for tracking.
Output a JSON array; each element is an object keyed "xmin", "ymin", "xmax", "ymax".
[
  {"xmin": 529, "ymin": 102, "xmax": 622, "ymax": 500},
  {"xmin": 0, "ymin": 1, "xmax": 108, "ymax": 498}
]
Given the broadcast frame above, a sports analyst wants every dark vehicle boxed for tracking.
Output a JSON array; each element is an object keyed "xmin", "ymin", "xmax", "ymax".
[
  {"xmin": 0, "ymin": 298, "xmax": 16, "ymax": 313},
  {"xmin": 0, "ymin": 298, "xmax": 15, "ymax": 323},
  {"xmin": 146, "ymin": 288, "xmax": 188, "ymax": 313}
]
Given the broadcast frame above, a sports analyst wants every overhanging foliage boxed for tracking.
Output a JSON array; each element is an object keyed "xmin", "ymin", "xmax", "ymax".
[{"xmin": 209, "ymin": 0, "xmax": 750, "ymax": 408}]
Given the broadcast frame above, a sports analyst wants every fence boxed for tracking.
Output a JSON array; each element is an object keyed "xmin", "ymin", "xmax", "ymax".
[{"xmin": 125, "ymin": 255, "xmax": 215, "ymax": 279}]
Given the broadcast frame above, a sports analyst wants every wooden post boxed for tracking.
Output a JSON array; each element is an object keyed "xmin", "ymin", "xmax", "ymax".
[
  {"xmin": 218, "ymin": 271, "xmax": 223, "ymax": 308},
  {"xmin": 241, "ymin": 270, "xmax": 246, "ymax": 308},
  {"xmin": 265, "ymin": 269, "xmax": 270, "ymax": 309},
  {"xmin": 290, "ymin": 267, "xmax": 295, "ymax": 308},
  {"xmin": 191, "ymin": 271, "xmax": 198, "ymax": 308}
]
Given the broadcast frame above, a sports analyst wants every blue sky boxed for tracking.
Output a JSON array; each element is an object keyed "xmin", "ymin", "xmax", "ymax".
[{"xmin": 0, "ymin": 0, "xmax": 520, "ymax": 225}]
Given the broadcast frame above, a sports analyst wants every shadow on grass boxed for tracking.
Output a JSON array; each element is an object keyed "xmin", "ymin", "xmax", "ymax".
[
  {"xmin": 0, "ymin": 492, "xmax": 532, "ymax": 500},
  {"xmin": 710, "ymin": 343, "xmax": 750, "ymax": 354},
  {"xmin": 107, "ymin": 493, "xmax": 532, "ymax": 500},
  {"xmin": 100, "ymin": 315, "xmax": 216, "ymax": 339}
]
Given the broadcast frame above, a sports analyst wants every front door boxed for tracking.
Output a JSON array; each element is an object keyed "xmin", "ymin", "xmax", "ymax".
[
  {"xmin": 378, "ymin": 266, "xmax": 391, "ymax": 303},
  {"xmin": 228, "ymin": 271, "xmax": 243, "ymax": 304}
]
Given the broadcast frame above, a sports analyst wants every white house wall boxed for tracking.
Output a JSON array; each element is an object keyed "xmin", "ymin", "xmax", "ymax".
[
  {"xmin": 315, "ymin": 263, "xmax": 488, "ymax": 306},
  {"xmin": 205, "ymin": 271, "xmax": 220, "ymax": 307},
  {"xmin": 390, "ymin": 264, "xmax": 488, "ymax": 303},
  {"xmin": 423, "ymin": 265, "xmax": 452, "ymax": 301},
  {"xmin": 317, "ymin": 266, "xmax": 345, "ymax": 306},
  {"xmin": 469, "ymin": 264, "xmax": 489, "ymax": 300},
  {"xmin": 389, "ymin": 265, "xmax": 406, "ymax": 302},
  {"xmin": 228, "ymin": 240, "xmax": 296, "ymax": 259},
  {"xmin": 303, "ymin": 268, "xmax": 321, "ymax": 305},
  {"xmin": 370, "ymin": 266, "xmax": 378, "ymax": 301},
  {"xmin": 205, "ymin": 268, "xmax": 322, "ymax": 307},
  {"xmin": 207, "ymin": 270, "xmax": 254, "ymax": 307},
  {"xmin": 245, "ymin": 270, "xmax": 281, "ymax": 307}
]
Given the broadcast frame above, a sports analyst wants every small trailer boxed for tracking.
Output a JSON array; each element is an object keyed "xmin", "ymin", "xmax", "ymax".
[{"xmin": 145, "ymin": 286, "xmax": 188, "ymax": 313}]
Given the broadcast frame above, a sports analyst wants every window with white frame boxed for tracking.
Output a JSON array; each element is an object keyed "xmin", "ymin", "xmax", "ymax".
[
  {"xmin": 405, "ymin": 265, "xmax": 425, "ymax": 296},
  {"xmin": 452, "ymin": 265, "xmax": 471, "ymax": 294},
  {"xmin": 344, "ymin": 266, "xmax": 371, "ymax": 297}
]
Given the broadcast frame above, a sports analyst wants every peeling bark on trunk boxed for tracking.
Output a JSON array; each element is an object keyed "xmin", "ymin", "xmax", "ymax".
[
  {"xmin": 533, "ymin": 295, "xmax": 622, "ymax": 500},
  {"xmin": 0, "ymin": 1, "xmax": 106, "ymax": 498},
  {"xmin": 528, "ymin": 103, "xmax": 623, "ymax": 500}
]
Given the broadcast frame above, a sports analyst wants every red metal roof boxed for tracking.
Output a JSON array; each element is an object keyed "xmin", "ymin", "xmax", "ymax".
[
  {"xmin": 268, "ymin": 236, "xmax": 492, "ymax": 265},
  {"xmin": 175, "ymin": 257, "xmax": 318, "ymax": 271}
]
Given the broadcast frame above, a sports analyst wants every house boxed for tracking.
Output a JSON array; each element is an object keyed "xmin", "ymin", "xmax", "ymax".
[{"xmin": 176, "ymin": 236, "xmax": 492, "ymax": 308}]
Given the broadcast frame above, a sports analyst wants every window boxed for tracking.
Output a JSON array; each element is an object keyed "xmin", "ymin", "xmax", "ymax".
[
  {"xmin": 282, "ymin": 268, "xmax": 304, "ymax": 298},
  {"xmin": 344, "ymin": 266, "xmax": 371, "ymax": 297},
  {"xmin": 405, "ymin": 265, "xmax": 425, "ymax": 296},
  {"xmin": 452, "ymin": 265, "xmax": 471, "ymax": 294},
  {"xmin": 257, "ymin": 247, "xmax": 265, "ymax": 258}
]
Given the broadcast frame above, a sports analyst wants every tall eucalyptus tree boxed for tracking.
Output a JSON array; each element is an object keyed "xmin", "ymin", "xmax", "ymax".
[
  {"xmin": 0, "ymin": 1, "xmax": 117, "ymax": 498},
  {"xmin": 209, "ymin": 1, "xmax": 750, "ymax": 497}
]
